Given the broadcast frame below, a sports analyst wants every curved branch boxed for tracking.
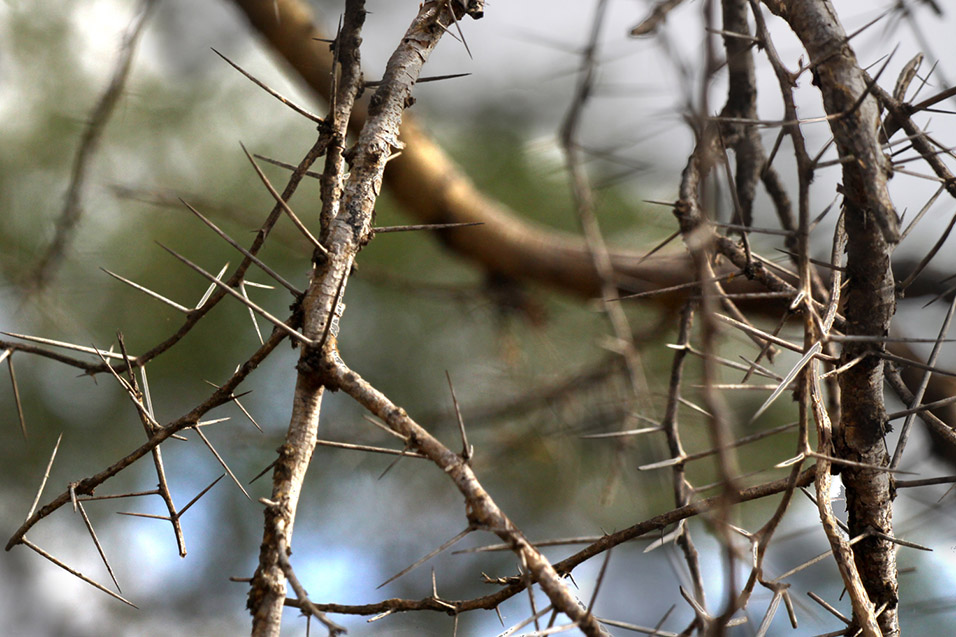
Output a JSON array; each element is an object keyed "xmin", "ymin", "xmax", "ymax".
[
  {"xmin": 225, "ymin": 1, "xmax": 956, "ymax": 472},
  {"xmin": 281, "ymin": 465, "xmax": 817, "ymax": 620},
  {"xmin": 328, "ymin": 358, "xmax": 609, "ymax": 635},
  {"xmin": 229, "ymin": 0, "xmax": 743, "ymax": 301}
]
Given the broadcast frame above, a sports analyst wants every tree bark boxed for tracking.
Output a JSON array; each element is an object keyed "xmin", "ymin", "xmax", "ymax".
[{"xmin": 766, "ymin": 1, "xmax": 900, "ymax": 634}]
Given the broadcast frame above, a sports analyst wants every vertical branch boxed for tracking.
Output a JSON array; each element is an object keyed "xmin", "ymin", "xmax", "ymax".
[
  {"xmin": 660, "ymin": 304, "xmax": 707, "ymax": 616},
  {"xmin": 674, "ymin": 134, "xmax": 743, "ymax": 631},
  {"xmin": 765, "ymin": 1, "xmax": 900, "ymax": 634},
  {"xmin": 247, "ymin": 2, "xmax": 472, "ymax": 634},
  {"xmin": 247, "ymin": 3, "xmax": 367, "ymax": 632},
  {"xmin": 718, "ymin": 0, "xmax": 761, "ymax": 228},
  {"xmin": 836, "ymin": 190, "xmax": 898, "ymax": 634},
  {"xmin": 319, "ymin": 7, "xmax": 364, "ymax": 241}
]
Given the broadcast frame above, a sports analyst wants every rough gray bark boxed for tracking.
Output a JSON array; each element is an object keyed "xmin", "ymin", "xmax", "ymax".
[{"xmin": 245, "ymin": 2, "xmax": 607, "ymax": 635}]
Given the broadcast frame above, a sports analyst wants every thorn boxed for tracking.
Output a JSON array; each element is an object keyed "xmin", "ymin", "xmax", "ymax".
[
  {"xmin": 240, "ymin": 281, "xmax": 265, "ymax": 345},
  {"xmin": 195, "ymin": 262, "xmax": 230, "ymax": 310},
  {"xmin": 192, "ymin": 426, "xmax": 251, "ymax": 501},
  {"xmin": 203, "ymin": 378, "xmax": 263, "ymax": 432},
  {"xmin": 445, "ymin": 371, "xmax": 472, "ymax": 461},
  {"xmin": 376, "ymin": 526, "xmax": 473, "ymax": 589},
  {"xmin": 315, "ymin": 439, "xmax": 427, "ymax": 458},
  {"xmin": 26, "ymin": 433, "xmax": 63, "ymax": 521},
  {"xmin": 373, "ymin": 221, "xmax": 483, "ymax": 234},
  {"xmin": 250, "ymin": 459, "xmax": 277, "ymax": 485},
  {"xmin": 139, "ymin": 366, "xmax": 155, "ymax": 422},
  {"xmin": 4, "ymin": 350, "xmax": 27, "ymax": 439},
  {"xmin": 238, "ymin": 143, "xmax": 329, "ymax": 260},
  {"xmin": 21, "ymin": 538, "xmax": 138, "ymax": 608},
  {"xmin": 2, "ymin": 332, "xmax": 130, "ymax": 361},
  {"xmin": 101, "ymin": 268, "xmax": 191, "ymax": 313},
  {"xmin": 750, "ymin": 342, "xmax": 822, "ymax": 423},
  {"xmin": 362, "ymin": 414, "xmax": 408, "ymax": 441},
  {"xmin": 632, "ymin": 229, "xmax": 681, "ymax": 266},
  {"xmin": 75, "ymin": 500, "xmax": 122, "ymax": 592},
  {"xmin": 253, "ymin": 154, "xmax": 322, "ymax": 180},
  {"xmin": 156, "ymin": 242, "xmax": 313, "ymax": 346},
  {"xmin": 211, "ymin": 48, "xmax": 324, "ymax": 124},
  {"xmin": 581, "ymin": 426, "xmax": 662, "ymax": 439},
  {"xmin": 444, "ymin": 1, "xmax": 473, "ymax": 59},
  {"xmin": 179, "ymin": 474, "xmax": 226, "ymax": 516},
  {"xmin": 365, "ymin": 72, "xmax": 472, "ymax": 88},
  {"xmin": 179, "ymin": 198, "xmax": 302, "ymax": 295}
]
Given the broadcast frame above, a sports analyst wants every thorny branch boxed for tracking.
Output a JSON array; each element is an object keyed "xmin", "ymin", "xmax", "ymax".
[
  {"xmin": 9, "ymin": 0, "xmax": 956, "ymax": 635},
  {"xmin": 244, "ymin": 2, "xmax": 601, "ymax": 636},
  {"xmin": 6, "ymin": 327, "xmax": 289, "ymax": 552},
  {"xmin": 764, "ymin": 3, "xmax": 900, "ymax": 634},
  {"xmin": 231, "ymin": 0, "xmax": 956, "ymax": 463},
  {"xmin": 326, "ymin": 359, "xmax": 609, "ymax": 636},
  {"xmin": 247, "ymin": 1, "xmax": 370, "ymax": 632}
]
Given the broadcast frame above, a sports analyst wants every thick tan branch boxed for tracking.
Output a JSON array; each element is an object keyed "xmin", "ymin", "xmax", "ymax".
[
  {"xmin": 225, "ymin": 1, "xmax": 956, "ymax": 475},
  {"xmin": 228, "ymin": 0, "xmax": 733, "ymax": 301}
]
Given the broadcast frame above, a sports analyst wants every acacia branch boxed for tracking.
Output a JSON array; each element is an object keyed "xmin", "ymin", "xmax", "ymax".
[
  {"xmin": 246, "ymin": 0, "xmax": 368, "ymax": 632},
  {"xmin": 282, "ymin": 465, "xmax": 816, "ymax": 620},
  {"xmin": 6, "ymin": 326, "xmax": 288, "ymax": 552},
  {"xmin": 227, "ymin": 0, "xmax": 956, "ymax": 473},
  {"xmin": 326, "ymin": 359, "xmax": 610, "ymax": 636},
  {"xmin": 242, "ymin": 3, "xmax": 572, "ymax": 635},
  {"xmin": 764, "ymin": 1, "xmax": 900, "ymax": 633},
  {"xmin": 247, "ymin": 4, "xmax": 605, "ymax": 632}
]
